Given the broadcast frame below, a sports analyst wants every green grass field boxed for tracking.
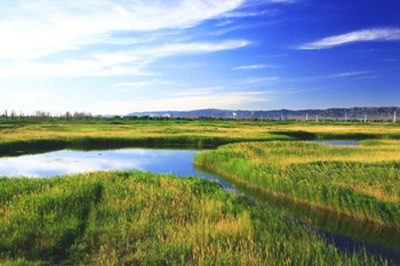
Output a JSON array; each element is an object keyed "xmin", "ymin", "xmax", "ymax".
[
  {"xmin": 0, "ymin": 171, "xmax": 382, "ymax": 265},
  {"xmin": 1, "ymin": 119, "xmax": 399, "ymax": 265},
  {"xmin": 194, "ymin": 140, "xmax": 400, "ymax": 228}
]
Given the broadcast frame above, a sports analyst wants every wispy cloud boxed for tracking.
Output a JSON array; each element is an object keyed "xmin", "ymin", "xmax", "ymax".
[
  {"xmin": 112, "ymin": 82, "xmax": 149, "ymax": 88},
  {"xmin": 243, "ymin": 0, "xmax": 298, "ymax": 7},
  {"xmin": 233, "ymin": 64, "xmax": 279, "ymax": 70},
  {"xmin": 223, "ymin": 9, "xmax": 277, "ymax": 18},
  {"xmin": 355, "ymin": 49, "xmax": 379, "ymax": 53},
  {"xmin": 273, "ymin": 88, "xmax": 319, "ymax": 95},
  {"xmin": 328, "ymin": 71, "xmax": 369, "ymax": 78},
  {"xmin": 0, "ymin": 40, "xmax": 250, "ymax": 78},
  {"xmin": 168, "ymin": 62, "xmax": 205, "ymax": 68},
  {"xmin": 267, "ymin": 0, "xmax": 297, "ymax": 2},
  {"xmin": 175, "ymin": 86, "xmax": 225, "ymax": 97},
  {"xmin": 0, "ymin": 58, "xmax": 156, "ymax": 78},
  {"xmin": 353, "ymin": 75, "xmax": 378, "ymax": 80},
  {"xmin": 0, "ymin": 0, "xmax": 246, "ymax": 60},
  {"xmin": 9, "ymin": 91, "xmax": 48, "ymax": 103},
  {"xmin": 286, "ymin": 71, "xmax": 369, "ymax": 82},
  {"xmin": 239, "ymin": 77, "xmax": 280, "ymax": 84},
  {"xmin": 112, "ymin": 82, "xmax": 149, "ymax": 93},
  {"xmin": 97, "ymin": 91, "xmax": 269, "ymax": 113},
  {"xmin": 112, "ymin": 79, "xmax": 174, "ymax": 93},
  {"xmin": 215, "ymin": 20, "xmax": 235, "ymax": 27},
  {"xmin": 140, "ymin": 40, "xmax": 251, "ymax": 57},
  {"xmin": 299, "ymin": 28, "xmax": 400, "ymax": 50}
]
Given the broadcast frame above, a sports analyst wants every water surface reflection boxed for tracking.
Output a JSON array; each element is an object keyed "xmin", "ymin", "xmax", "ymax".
[
  {"xmin": 0, "ymin": 148, "xmax": 233, "ymax": 188},
  {"xmin": 310, "ymin": 140, "xmax": 360, "ymax": 146}
]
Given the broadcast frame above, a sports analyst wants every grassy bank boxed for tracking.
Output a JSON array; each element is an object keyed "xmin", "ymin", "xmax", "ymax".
[
  {"xmin": 0, "ymin": 135, "xmax": 292, "ymax": 157},
  {"xmin": 0, "ymin": 170, "xmax": 382, "ymax": 265},
  {"xmin": 1, "ymin": 119, "xmax": 400, "ymax": 142},
  {"xmin": 194, "ymin": 141, "xmax": 400, "ymax": 228},
  {"xmin": 0, "ymin": 120, "xmax": 297, "ymax": 155},
  {"xmin": 1, "ymin": 119, "xmax": 400, "ymax": 156}
]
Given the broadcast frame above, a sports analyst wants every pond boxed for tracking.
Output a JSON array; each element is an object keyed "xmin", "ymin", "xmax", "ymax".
[
  {"xmin": 1, "ymin": 146, "xmax": 399, "ymax": 265},
  {"xmin": 0, "ymin": 148, "xmax": 233, "ymax": 189},
  {"xmin": 310, "ymin": 140, "xmax": 360, "ymax": 146}
]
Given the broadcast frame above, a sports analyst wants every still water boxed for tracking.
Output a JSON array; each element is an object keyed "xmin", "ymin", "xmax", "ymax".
[
  {"xmin": 0, "ymin": 148, "xmax": 232, "ymax": 189},
  {"xmin": 310, "ymin": 140, "xmax": 360, "ymax": 146}
]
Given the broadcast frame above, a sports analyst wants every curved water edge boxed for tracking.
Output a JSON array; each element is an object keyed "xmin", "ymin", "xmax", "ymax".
[
  {"xmin": 0, "ymin": 148, "xmax": 232, "ymax": 188},
  {"xmin": 309, "ymin": 140, "xmax": 360, "ymax": 146},
  {"xmin": 197, "ymin": 166, "xmax": 400, "ymax": 265},
  {"xmin": 0, "ymin": 147, "xmax": 398, "ymax": 265}
]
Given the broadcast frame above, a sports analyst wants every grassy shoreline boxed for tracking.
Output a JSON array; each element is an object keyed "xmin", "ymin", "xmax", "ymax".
[
  {"xmin": 1, "ymin": 119, "xmax": 400, "ymax": 157},
  {"xmin": 194, "ymin": 141, "xmax": 400, "ymax": 228},
  {"xmin": 1, "ymin": 119, "xmax": 400, "ymax": 140},
  {"xmin": 0, "ymin": 170, "xmax": 383, "ymax": 265},
  {"xmin": 0, "ymin": 135, "xmax": 292, "ymax": 157}
]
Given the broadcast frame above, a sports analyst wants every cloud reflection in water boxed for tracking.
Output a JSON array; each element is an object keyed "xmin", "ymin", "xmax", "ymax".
[{"xmin": 0, "ymin": 149, "xmax": 196, "ymax": 177}]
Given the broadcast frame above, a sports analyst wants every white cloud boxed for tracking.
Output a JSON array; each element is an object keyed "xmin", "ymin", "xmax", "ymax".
[
  {"xmin": 112, "ymin": 79, "xmax": 174, "ymax": 93},
  {"xmin": 299, "ymin": 28, "xmax": 400, "ymax": 50},
  {"xmin": 0, "ymin": 1, "xmax": 254, "ymax": 79},
  {"xmin": 9, "ymin": 91, "xmax": 48, "ymax": 103},
  {"xmin": 112, "ymin": 82, "xmax": 149, "ymax": 88},
  {"xmin": 274, "ymin": 88, "xmax": 319, "ymax": 95},
  {"xmin": 168, "ymin": 62, "xmax": 205, "ymax": 68},
  {"xmin": 0, "ymin": 40, "xmax": 250, "ymax": 78},
  {"xmin": 243, "ymin": 0, "xmax": 297, "ymax": 7},
  {"xmin": 0, "ymin": 59, "xmax": 155, "ymax": 78},
  {"xmin": 223, "ymin": 9, "xmax": 276, "ymax": 18},
  {"xmin": 175, "ymin": 86, "xmax": 225, "ymax": 96},
  {"xmin": 97, "ymin": 91, "xmax": 269, "ymax": 113},
  {"xmin": 285, "ymin": 71, "xmax": 369, "ymax": 82},
  {"xmin": 112, "ymin": 82, "xmax": 149, "ymax": 93},
  {"xmin": 353, "ymin": 75, "xmax": 378, "ymax": 80},
  {"xmin": 215, "ymin": 20, "xmax": 235, "ymax": 27},
  {"xmin": 355, "ymin": 49, "xmax": 379, "ymax": 53},
  {"xmin": 239, "ymin": 77, "xmax": 280, "ymax": 84},
  {"xmin": 233, "ymin": 64, "xmax": 279, "ymax": 70},
  {"xmin": 328, "ymin": 71, "xmax": 369, "ymax": 78},
  {"xmin": 0, "ymin": 0, "xmax": 246, "ymax": 60},
  {"xmin": 141, "ymin": 40, "xmax": 251, "ymax": 57},
  {"xmin": 267, "ymin": 0, "xmax": 296, "ymax": 2}
]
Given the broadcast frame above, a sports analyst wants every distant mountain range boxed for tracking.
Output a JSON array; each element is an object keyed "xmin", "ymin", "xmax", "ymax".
[{"xmin": 127, "ymin": 107, "xmax": 400, "ymax": 121}]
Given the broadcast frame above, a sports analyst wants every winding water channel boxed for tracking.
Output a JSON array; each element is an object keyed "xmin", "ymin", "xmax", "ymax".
[{"xmin": 1, "ymin": 144, "xmax": 399, "ymax": 265}]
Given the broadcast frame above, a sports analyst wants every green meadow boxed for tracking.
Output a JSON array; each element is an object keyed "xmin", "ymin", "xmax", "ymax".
[
  {"xmin": 194, "ymin": 140, "xmax": 400, "ymax": 227},
  {"xmin": 1, "ymin": 119, "xmax": 400, "ymax": 265},
  {"xmin": 0, "ymin": 171, "xmax": 382, "ymax": 265}
]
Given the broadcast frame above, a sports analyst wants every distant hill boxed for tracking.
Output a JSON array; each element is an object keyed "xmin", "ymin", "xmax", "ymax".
[{"xmin": 127, "ymin": 107, "xmax": 400, "ymax": 121}]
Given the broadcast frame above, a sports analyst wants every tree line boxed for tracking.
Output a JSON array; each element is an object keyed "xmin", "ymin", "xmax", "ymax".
[
  {"xmin": 1, "ymin": 110, "xmax": 97, "ymax": 121},
  {"xmin": 1, "ymin": 109, "xmax": 398, "ymax": 123}
]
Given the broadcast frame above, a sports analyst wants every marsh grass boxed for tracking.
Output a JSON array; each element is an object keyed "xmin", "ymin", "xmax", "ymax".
[
  {"xmin": 0, "ymin": 135, "xmax": 293, "ymax": 157},
  {"xmin": 1, "ymin": 120, "xmax": 400, "ymax": 265},
  {"xmin": 0, "ymin": 171, "xmax": 383, "ymax": 265},
  {"xmin": 2, "ymin": 119, "xmax": 400, "ymax": 157},
  {"xmin": 194, "ymin": 141, "xmax": 400, "ymax": 228},
  {"xmin": 1, "ymin": 120, "xmax": 400, "ymax": 144}
]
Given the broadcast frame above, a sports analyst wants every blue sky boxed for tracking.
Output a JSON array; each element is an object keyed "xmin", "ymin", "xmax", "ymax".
[{"xmin": 0, "ymin": 0, "xmax": 399, "ymax": 115}]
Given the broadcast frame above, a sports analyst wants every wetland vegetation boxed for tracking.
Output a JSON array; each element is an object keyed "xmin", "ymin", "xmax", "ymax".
[
  {"xmin": 1, "ymin": 118, "xmax": 400, "ymax": 265},
  {"xmin": 0, "ymin": 171, "xmax": 384, "ymax": 265},
  {"xmin": 194, "ymin": 140, "xmax": 400, "ymax": 227}
]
